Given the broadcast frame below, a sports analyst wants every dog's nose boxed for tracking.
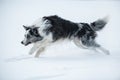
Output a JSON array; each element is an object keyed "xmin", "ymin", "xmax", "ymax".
[{"xmin": 21, "ymin": 41, "xmax": 23, "ymax": 44}]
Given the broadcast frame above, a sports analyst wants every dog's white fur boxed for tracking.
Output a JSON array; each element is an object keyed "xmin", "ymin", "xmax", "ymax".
[{"xmin": 27, "ymin": 18, "xmax": 109, "ymax": 57}]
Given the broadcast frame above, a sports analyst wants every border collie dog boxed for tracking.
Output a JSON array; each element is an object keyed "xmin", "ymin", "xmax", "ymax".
[{"xmin": 21, "ymin": 15, "xmax": 109, "ymax": 57}]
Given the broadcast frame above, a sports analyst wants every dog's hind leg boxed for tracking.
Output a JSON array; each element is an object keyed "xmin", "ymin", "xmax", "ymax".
[
  {"xmin": 73, "ymin": 38, "xmax": 88, "ymax": 49},
  {"xmin": 73, "ymin": 38, "xmax": 110, "ymax": 55},
  {"xmin": 88, "ymin": 42, "xmax": 110, "ymax": 55},
  {"xmin": 90, "ymin": 41, "xmax": 110, "ymax": 55},
  {"xmin": 96, "ymin": 46, "xmax": 110, "ymax": 55},
  {"xmin": 87, "ymin": 41, "xmax": 110, "ymax": 55}
]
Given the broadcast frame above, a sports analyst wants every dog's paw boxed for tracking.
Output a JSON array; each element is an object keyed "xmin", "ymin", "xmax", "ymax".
[
  {"xmin": 34, "ymin": 54, "xmax": 40, "ymax": 58},
  {"xmin": 98, "ymin": 47, "xmax": 110, "ymax": 55},
  {"xmin": 101, "ymin": 48, "xmax": 110, "ymax": 55},
  {"xmin": 104, "ymin": 50, "xmax": 110, "ymax": 55},
  {"xmin": 29, "ymin": 51, "xmax": 33, "ymax": 55}
]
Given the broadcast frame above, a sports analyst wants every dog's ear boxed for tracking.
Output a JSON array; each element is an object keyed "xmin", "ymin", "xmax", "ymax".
[{"xmin": 23, "ymin": 25, "xmax": 30, "ymax": 30}]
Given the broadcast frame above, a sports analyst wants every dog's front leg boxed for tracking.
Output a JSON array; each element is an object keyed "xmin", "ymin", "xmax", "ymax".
[
  {"xmin": 29, "ymin": 44, "xmax": 40, "ymax": 55},
  {"xmin": 35, "ymin": 47, "xmax": 45, "ymax": 58},
  {"xmin": 34, "ymin": 40, "xmax": 51, "ymax": 58}
]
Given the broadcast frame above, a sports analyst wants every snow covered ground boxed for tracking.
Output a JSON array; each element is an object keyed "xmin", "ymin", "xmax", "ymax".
[{"xmin": 0, "ymin": 0, "xmax": 120, "ymax": 80}]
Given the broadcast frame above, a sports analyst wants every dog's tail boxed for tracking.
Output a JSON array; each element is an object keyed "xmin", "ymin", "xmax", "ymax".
[{"xmin": 90, "ymin": 16, "xmax": 109, "ymax": 31}]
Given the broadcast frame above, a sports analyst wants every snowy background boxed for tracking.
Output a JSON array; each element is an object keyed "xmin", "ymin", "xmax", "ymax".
[{"xmin": 0, "ymin": 0, "xmax": 120, "ymax": 80}]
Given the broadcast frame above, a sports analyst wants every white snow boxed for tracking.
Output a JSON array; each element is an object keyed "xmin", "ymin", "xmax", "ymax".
[{"xmin": 0, "ymin": 0, "xmax": 120, "ymax": 80}]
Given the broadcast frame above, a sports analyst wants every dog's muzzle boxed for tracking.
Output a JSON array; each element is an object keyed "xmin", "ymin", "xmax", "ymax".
[{"xmin": 21, "ymin": 41, "xmax": 31, "ymax": 46}]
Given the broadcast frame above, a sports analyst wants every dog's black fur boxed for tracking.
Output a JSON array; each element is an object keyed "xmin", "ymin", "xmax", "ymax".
[
  {"xmin": 43, "ymin": 15, "xmax": 107, "ymax": 47},
  {"xmin": 43, "ymin": 15, "xmax": 79, "ymax": 41}
]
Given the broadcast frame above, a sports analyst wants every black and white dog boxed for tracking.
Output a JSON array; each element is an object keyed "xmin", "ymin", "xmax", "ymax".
[{"xmin": 21, "ymin": 15, "xmax": 109, "ymax": 57}]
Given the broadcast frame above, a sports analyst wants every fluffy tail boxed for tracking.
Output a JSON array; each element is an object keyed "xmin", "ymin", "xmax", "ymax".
[{"xmin": 90, "ymin": 16, "xmax": 109, "ymax": 31}]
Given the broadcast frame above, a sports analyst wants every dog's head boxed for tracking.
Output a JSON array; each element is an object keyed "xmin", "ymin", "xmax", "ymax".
[{"xmin": 21, "ymin": 25, "xmax": 43, "ymax": 46}]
